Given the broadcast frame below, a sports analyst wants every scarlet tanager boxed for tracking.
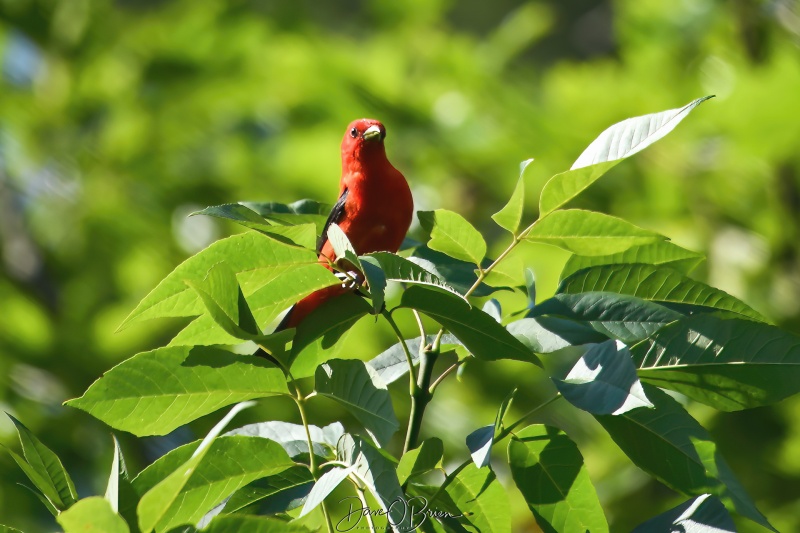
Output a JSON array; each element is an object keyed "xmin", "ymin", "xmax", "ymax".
[{"xmin": 276, "ymin": 119, "xmax": 413, "ymax": 330}]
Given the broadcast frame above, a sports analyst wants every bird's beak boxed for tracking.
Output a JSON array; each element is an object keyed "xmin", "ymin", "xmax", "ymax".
[{"xmin": 362, "ymin": 125, "xmax": 382, "ymax": 141}]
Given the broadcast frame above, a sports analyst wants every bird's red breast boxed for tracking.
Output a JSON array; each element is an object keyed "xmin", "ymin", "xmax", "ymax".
[{"xmin": 279, "ymin": 119, "xmax": 413, "ymax": 330}]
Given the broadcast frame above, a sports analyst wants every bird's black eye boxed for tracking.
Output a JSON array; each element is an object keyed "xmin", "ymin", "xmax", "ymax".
[{"xmin": 350, "ymin": 127, "xmax": 358, "ymax": 138}]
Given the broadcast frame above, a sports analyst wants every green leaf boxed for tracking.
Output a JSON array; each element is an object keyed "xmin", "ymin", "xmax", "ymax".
[
  {"xmin": 119, "ymin": 232, "xmax": 318, "ymax": 330},
  {"xmin": 186, "ymin": 262, "xmax": 260, "ymax": 339},
  {"xmin": 136, "ymin": 402, "xmax": 256, "ymax": 533},
  {"xmin": 326, "ymin": 223, "xmax": 357, "ymax": 261},
  {"xmin": 408, "ymin": 246, "xmax": 499, "ymax": 296},
  {"xmin": 508, "ymin": 425, "xmax": 608, "ymax": 533},
  {"xmin": 225, "ymin": 421, "xmax": 344, "ymax": 459},
  {"xmin": 555, "ymin": 339, "xmax": 653, "ymax": 415},
  {"xmin": 532, "ymin": 292, "xmax": 684, "ymax": 344},
  {"xmin": 0, "ymin": 525, "xmax": 24, "ymax": 533},
  {"xmin": 418, "ymin": 209, "xmax": 487, "ymax": 266},
  {"xmin": 192, "ymin": 205, "xmax": 318, "ymax": 248},
  {"xmin": 4, "ymin": 448, "xmax": 63, "ymax": 514},
  {"xmin": 57, "ymin": 497, "xmax": 130, "ymax": 533},
  {"xmin": 222, "ymin": 466, "xmax": 314, "ymax": 515},
  {"xmin": 466, "ymin": 389, "xmax": 517, "ymax": 469},
  {"xmin": 106, "ymin": 436, "xmax": 134, "ymax": 514},
  {"xmin": 560, "ymin": 241, "xmax": 704, "ymax": 281},
  {"xmin": 539, "ymin": 96, "xmax": 713, "ymax": 215},
  {"xmin": 443, "ymin": 464, "xmax": 511, "ymax": 533},
  {"xmin": 366, "ymin": 334, "xmax": 461, "ymax": 385},
  {"xmin": 558, "ymin": 263, "xmax": 769, "ymax": 323},
  {"xmin": 400, "ymin": 285, "xmax": 539, "ymax": 365},
  {"xmin": 596, "ymin": 385, "xmax": 774, "ymax": 531},
  {"xmin": 6, "ymin": 414, "xmax": 78, "ymax": 510},
  {"xmin": 526, "ymin": 209, "xmax": 662, "ymax": 256},
  {"xmin": 491, "ymin": 162, "xmax": 528, "ymax": 234},
  {"xmin": 632, "ymin": 314, "xmax": 800, "ymax": 411},
  {"xmin": 358, "ymin": 255, "xmax": 387, "ymax": 314},
  {"xmin": 363, "ymin": 252, "xmax": 466, "ymax": 300},
  {"xmin": 289, "ymin": 293, "xmax": 372, "ymax": 378},
  {"xmin": 65, "ymin": 346, "xmax": 289, "ymax": 436},
  {"xmin": 507, "ymin": 317, "xmax": 606, "ymax": 354},
  {"xmin": 315, "ymin": 359, "xmax": 399, "ymax": 447},
  {"xmin": 170, "ymin": 264, "xmax": 339, "ymax": 347},
  {"xmin": 337, "ymin": 434, "xmax": 411, "ymax": 533},
  {"xmin": 202, "ymin": 515, "xmax": 312, "ymax": 533},
  {"xmin": 397, "ymin": 438, "xmax": 444, "ymax": 485},
  {"xmin": 632, "ymin": 494, "xmax": 735, "ymax": 533},
  {"xmin": 131, "ymin": 435, "xmax": 294, "ymax": 532},
  {"xmin": 298, "ymin": 466, "xmax": 355, "ymax": 518}
]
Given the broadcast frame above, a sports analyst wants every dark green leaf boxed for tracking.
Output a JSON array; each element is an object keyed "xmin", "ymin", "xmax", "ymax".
[
  {"xmin": 632, "ymin": 314, "xmax": 800, "ymax": 410},
  {"xmin": 533, "ymin": 292, "xmax": 684, "ymax": 344},
  {"xmin": 632, "ymin": 494, "xmax": 735, "ymax": 533},
  {"xmin": 400, "ymin": 285, "xmax": 539, "ymax": 365},
  {"xmin": 315, "ymin": 360, "xmax": 399, "ymax": 447},
  {"xmin": 465, "ymin": 426, "xmax": 494, "ymax": 469},
  {"xmin": 4, "ymin": 448, "xmax": 63, "ymax": 514},
  {"xmin": 558, "ymin": 263, "xmax": 768, "ymax": 323},
  {"xmin": 526, "ymin": 209, "xmax": 662, "ymax": 256},
  {"xmin": 363, "ymin": 252, "xmax": 466, "ymax": 300},
  {"xmin": 560, "ymin": 241, "xmax": 704, "ymax": 281},
  {"xmin": 507, "ymin": 317, "xmax": 605, "ymax": 354},
  {"xmin": 408, "ymin": 246, "xmax": 499, "ymax": 296},
  {"xmin": 57, "ymin": 497, "xmax": 129, "ymax": 533},
  {"xmin": 65, "ymin": 346, "xmax": 289, "ymax": 436},
  {"xmin": 508, "ymin": 424, "xmax": 608, "ymax": 533},
  {"xmin": 222, "ymin": 467, "xmax": 313, "ymax": 516},
  {"xmin": 539, "ymin": 97, "xmax": 713, "ymax": 215},
  {"xmin": 0, "ymin": 525, "xmax": 24, "ymax": 533},
  {"xmin": 596, "ymin": 386, "xmax": 774, "ymax": 531},
  {"xmin": 554, "ymin": 340, "xmax": 653, "ymax": 415},
  {"xmin": 418, "ymin": 210, "xmax": 487, "ymax": 266}
]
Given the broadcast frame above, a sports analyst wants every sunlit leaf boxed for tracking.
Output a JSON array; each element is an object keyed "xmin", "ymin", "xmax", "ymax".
[
  {"xmin": 186, "ymin": 262, "xmax": 260, "ymax": 339},
  {"xmin": 337, "ymin": 434, "xmax": 411, "ymax": 532},
  {"xmin": 418, "ymin": 209, "xmax": 487, "ymax": 266},
  {"xmin": 226, "ymin": 421, "xmax": 344, "ymax": 459},
  {"xmin": 366, "ymin": 334, "xmax": 461, "ymax": 385},
  {"xmin": 57, "ymin": 497, "xmax": 129, "ymax": 533},
  {"xmin": 5, "ymin": 414, "xmax": 77, "ymax": 510},
  {"xmin": 66, "ymin": 346, "xmax": 288, "ymax": 436},
  {"xmin": 397, "ymin": 438, "xmax": 444, "ymax": 485},
  {"xmin": 508, "ymin": 425, "xmax": 608, "ymax": 532},
  {"xmin": 315, "ymin": 360, "xmax": 399, "ymax": 447},
  {"xmin": 222, "ymin": 466, "xmax": 314, "ymax": 516},
  {"xmin": 442, "ymin": 464, "xmax": 510, "ymax": 532},
  {"xmin": 491, "ymin": 163, "xmax": 528, "ymax": 234},
  {"xmin": 202, "ymin": 515, "xmax": 313, "ymax": 532},
  {"xmin": 136, "ymin": 402, "xmax": 256, "ymax": 533},
  {"xmin": 298, "ymin": 466, "xmax": 355, "ymax": 518},
  {"xmin": 632, "ymin": 494, "xmax": 735, "ymax": 533},
  {"xmin": 120, "ymin": 232, "xmax": 318, "ymax": 330},
  {"xmin": 526, "ymin": 209, "xmax": 663, "ymax": 256},
  {"xmin": 539, "ymin": 96, "xmax": 714, "ymax": 215},
  {"xmin": 555, "ymin": 340, "xmax": 653, "ymax": 415},
  {"xmin": 560, "ymin": 241, "xmax": 704, "ymax": 281}
]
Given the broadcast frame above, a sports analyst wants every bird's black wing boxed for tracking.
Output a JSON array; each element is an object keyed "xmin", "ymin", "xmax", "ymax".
[{"xmin": 317, "ymin": 188, "xmax": 349, "ymax": 254}]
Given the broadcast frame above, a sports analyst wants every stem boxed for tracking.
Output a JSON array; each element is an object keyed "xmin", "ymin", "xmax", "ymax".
[
  {"xmin": 428, "ymin": 360, "xmax": 463, "ymax": 394},
  {"xmin": 403, "ymin": 347, "xmax": 438, "ymax": 453},
  {"xmin": 293, "ymin": 386, "xmax": 335, "ymax": 533},
  {"xmin": 412, "ymin": 310, "xmax": 427, "ymax": 340},
  {"xmin": 428, "ymin": 393, "xmax": 561, "ymax": 504},
  {"xmin": 353, "ymin": 481, "xmax": 377, "ymax": 532},
  {"xmin": 381, "ymin": 309, "xmax": 418, "ymax": 395}
]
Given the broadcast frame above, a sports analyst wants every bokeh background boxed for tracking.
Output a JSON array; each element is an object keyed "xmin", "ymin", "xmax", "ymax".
[{"xmin": 1, "ymin": 0, "xmax": 800, "ymax": 531}]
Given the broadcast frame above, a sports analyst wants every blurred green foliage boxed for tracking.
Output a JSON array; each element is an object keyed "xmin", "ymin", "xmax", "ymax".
[{"xmin": 1, "ymin": 0, "xmax": 799, "ymax": 531}]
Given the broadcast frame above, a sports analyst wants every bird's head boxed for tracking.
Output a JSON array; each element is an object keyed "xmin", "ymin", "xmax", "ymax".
[{"xmin": 341, "ymin": 118, "xmax": 387, "ymax": 165}]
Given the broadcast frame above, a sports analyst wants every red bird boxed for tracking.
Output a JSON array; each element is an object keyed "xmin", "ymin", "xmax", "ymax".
[{"xmin": 277, "ymin": 119, "xmax": 413, "ymax": 330}]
